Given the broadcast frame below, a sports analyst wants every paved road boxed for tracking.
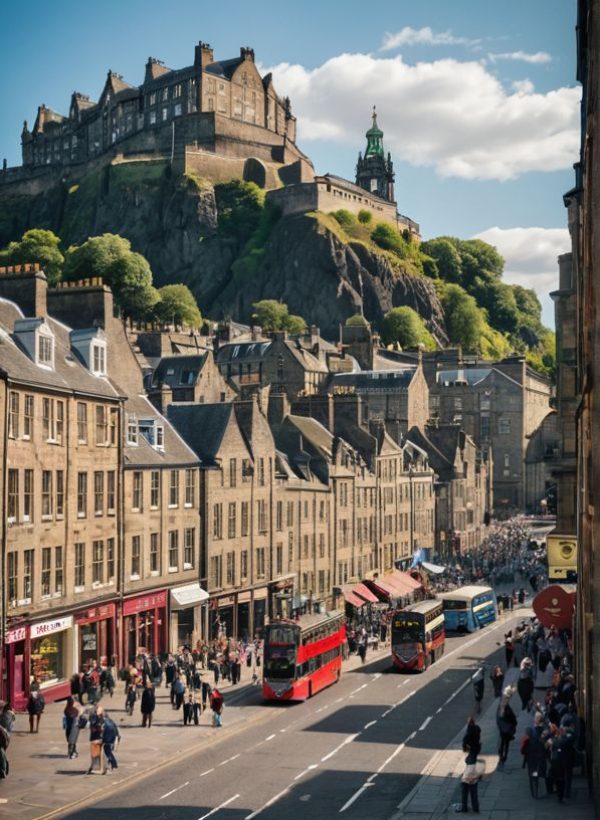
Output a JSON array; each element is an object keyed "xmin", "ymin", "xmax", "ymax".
[{"xmin": 61, "ymin": 613, "xmax": 526, "ymax": 820}]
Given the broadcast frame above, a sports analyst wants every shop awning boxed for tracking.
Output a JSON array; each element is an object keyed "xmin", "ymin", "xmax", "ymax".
[
  {"xmin": 390, "ymin": 570, "xmax": 423, "ymax": 594},
  {"xmin": 365, "ymin": 577, "xmax": 399, "ymax": 600},
  {"xmin": 354, "ymin": 582, "xmax": 379, "ymax": 604},
  {"xmin": 342, "ymin": 587, "xmax": 366, "ymax": 608},
  {"xmin": 170, "ymin": 583, "xmax": 209, "ymax": 610},
  {"xmin": 421, "ymin": 561, "xmax": 446, "ymax": 575}
]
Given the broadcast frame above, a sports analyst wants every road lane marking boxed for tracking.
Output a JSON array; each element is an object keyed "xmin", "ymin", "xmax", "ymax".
[
  {"xmin": 321, "ymin": 733, "xmax": 359, "ymax": 762},
  {"xmin": 339, "ymin": 782, "xmax": 374, "ymax": 812},
  {"xmin": 199, "ymin": 768, "xmax": 215, "ymax": 777},
  {"xmin": 406, "ymin": 731, "xmax": 416, "ymax": 741},
  {"xmin": 218, "ymin": 753, "xmax": 240, "ymax": 766},
  {"xmin": 436, "ymin": 707, "xmax": 443, "ymax": 714},
  {"xmin": 419, "ymin": 717, "xmax": 432, "ymax": 731},
  {"xmin": 198, "ymin": 793, "xmax": 240, "ymax": 820},
  {"xmin": 160, "ymin": 781, "xmax": 189, "ymax": 800},
  {"xmin": 265, "ymin": 734, "xmax": 276, "ymax": 741},
  {"xmin": 363, "ymin": 720, "xmax": 377, "ymax": 729},
  {"xmin": 246, "ymin": 787, "xmax": 290, "ymax": 819}
]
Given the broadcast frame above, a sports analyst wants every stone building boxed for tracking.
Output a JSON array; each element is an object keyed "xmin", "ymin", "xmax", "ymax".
[
  {"xmin": 406, "ymin": 424, "xmax": 489, "ymax": 558},
  {"xmin": 430, "ymin": 356, "xmax": 552, "ymax": 512},
  {"xmin": 17, "ymin": 42, "xmax": 311, "ymax": 185},
  {"xmin": 148, "ymin": 351, "xmax": 233, "ymax": 411},
  {"xmin": 0, "ymin": 268, "xmax": 204, "ymax": 706},
  {"xmin": 559, "ymin": 0, "xmax": 600, "ymax": 800}
]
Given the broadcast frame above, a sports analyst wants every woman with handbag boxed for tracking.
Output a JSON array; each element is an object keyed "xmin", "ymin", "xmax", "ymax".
[
  {"xmin": 87, "ymin": 706, "xmax": 105, "ymax": 775},
  {"xmin": 497, "ymin": 686, "xmax": 518, "ymax": 767}
]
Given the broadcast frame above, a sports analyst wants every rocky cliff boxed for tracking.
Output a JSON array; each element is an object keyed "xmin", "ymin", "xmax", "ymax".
[{"xmin": 0, "ymin": 161, "xmax": 447, "ymax": 341}]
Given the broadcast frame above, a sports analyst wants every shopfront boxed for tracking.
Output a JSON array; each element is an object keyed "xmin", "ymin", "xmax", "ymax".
[
  {"xmin": 170, "ymin": 583, "xmax": 209, "ymax": 651},
  {"xmin": 123, "ymin": 590, "xmax": 167, "ymax": 663},
  {"xmin": 74, "ymin": 603, "xmax": 116, "ymax": 670},
  {"xmin": 30, "ymin": 616, "xmax": 73, "ymax": 701},
  {"xmin": 253, "ymin": 588, "xmax": 268, "ymax": 637},
  {"xmin": 4, "ymin": 625, "xmax": 28, "ymax": 710},
  {"xmin": 211, "ymin": 596, "xmax": 234, "ymax": 640},
  {"xmin": 268, "ymin": 576, "xmax": 295, "ymax": 621}
]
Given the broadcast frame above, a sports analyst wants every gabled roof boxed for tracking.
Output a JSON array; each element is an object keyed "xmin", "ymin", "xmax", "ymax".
[
  {"xmin": 124, "ymin": 394, "xmax": 198, "ymax": 468},
  {"xmin": 406, "ymin": 426, "xmax": 455, "ymax": 481},
  {"xmin": 167, "ymin": 402, "xmax": 245, "ymax": 466},
  {"xmin": 215, "ymin": 340, "xmax": 271, "ymax": 364}
]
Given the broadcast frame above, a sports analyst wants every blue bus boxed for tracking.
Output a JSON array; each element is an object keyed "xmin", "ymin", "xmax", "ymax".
[{"xmin": 441, "ymin": 586, "xmax": 497, "ymax": 632}]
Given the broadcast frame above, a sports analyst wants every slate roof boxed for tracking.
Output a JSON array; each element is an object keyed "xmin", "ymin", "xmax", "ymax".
[
  {"xmin": 436, "ymin": 368, "xmax": 492, "ymax": 386},
  {"xmin": 216, "ymin": 341, "xmax": 271, "ymax": 364},
  {"xmin": 167, "ymin": 402, "xmax": 242, "ymax": 466},
  {"xmin": 152, "ymin": 354, "xmax": 209, "ymax": 388},
  {"xmin": 205, "ymin": 57, "xmax": 244, "ymax": 79},
  {"xmin": 124, "ymin": 394, "xmax": 198, "ymax": 468},
  {"xmin": 0, "ymin": 299, "xmax": 120, "ymax": 400}
]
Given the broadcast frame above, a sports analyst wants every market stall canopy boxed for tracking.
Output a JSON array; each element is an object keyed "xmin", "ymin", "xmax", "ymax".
[
  {"xmin": 421, "ymin": 561, "xmax": 446, "ymax": 575},
  {"xmin": 389, "ymin": 570, "xmax": 423, "ymax": 594},
  {"xmin": 365, "ymin": 576, "xmax": 400, "ymax": 601},
  {"xmin": 170, "ymin": 583, "xmax": 209, "ymax": 610}
]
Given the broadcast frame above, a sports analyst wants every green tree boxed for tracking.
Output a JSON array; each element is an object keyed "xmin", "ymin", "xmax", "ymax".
[
  {"xmin": 155, "ymin": 284, "xmax": 202, "ymax": 327},
  {"xmin": 420, "ymin": 238, "xmax": 463, "ymax": 284},
  {"xmin": 357, "ymin": 209, "xmax": 372, "ymax": 224},
  {"xmin": 0, "ymin": 229, "xmax": 64, "ymax": 286},
  {"xmin": 63, "ymin": 233, "xmax": 157, "ymax": 319},
  {"xmin": 332, "ymin": 209, "xmax": 356, "ymax": 228},
  {"xmin": 370, "ymin": 222, "xmax": 410, "ymax": 258},
  {"xmin": 215, "ymin": 180, "xmax": 266, "ymax": 242},
  {"xmin": 380, "ymin": 306, "xmax": 436, "ymax": 350},
  {"xmin": 251, "ymin": 299, "xmax": 307, "ymax": 334},
  {"xmin": 441, "ymin": 284, "xmax": 485, "ymax": 352}
]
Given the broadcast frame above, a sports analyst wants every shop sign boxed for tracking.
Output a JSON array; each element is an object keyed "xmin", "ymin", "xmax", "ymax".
[
  {"xmin": 533, "ymin": 585, "xmax": 575, "ymax": 631},
  {"xmin": 31, "ymin": 616, "xmax": 73, "ymax": 639},
  {"xmin": 81, "ymin": 631, "xmax": 97, "ymax": 651},
  {"xmin": 123, "ymin": 590, "xmax": 167, "ymax": 616},
  {"xmin": 74, "ymin": 603, "xmax": 116, "ymax": 625},
  {"xmin": 5, "ymin": 626, "xmax": 27, "ymax": 644}
]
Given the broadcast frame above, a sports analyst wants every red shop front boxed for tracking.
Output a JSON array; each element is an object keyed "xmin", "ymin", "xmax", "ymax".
[
  {"xmin": 74, "ymin": 603, "xmax": 117, "ymax": 671},
  {"xmin": 4, "ymin": 625, "xmax": 29, "ymax": 711},
  {"xmin": 122, "ymin": 590, "xmax": 168, "ymax": 663}
]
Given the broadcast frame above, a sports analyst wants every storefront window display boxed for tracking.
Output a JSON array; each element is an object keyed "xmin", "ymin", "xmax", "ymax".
[{"xmin": 31, "ymin": 632, "xmax": 67, "ymax": 686}]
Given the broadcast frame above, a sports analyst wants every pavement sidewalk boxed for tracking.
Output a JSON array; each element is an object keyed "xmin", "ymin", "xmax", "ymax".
[
  {"xmin": 0, "ymin": 641, "xmax": 389, "ymax": 819},
  {"xmin": 392, "ymin": 665, "xmax": 595, "ymax": 820}
]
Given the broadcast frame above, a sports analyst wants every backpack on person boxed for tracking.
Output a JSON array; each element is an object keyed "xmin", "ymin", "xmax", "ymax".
[{"xmin": 102, "ymin": 717, "xmax": 119, "ymax": 745}]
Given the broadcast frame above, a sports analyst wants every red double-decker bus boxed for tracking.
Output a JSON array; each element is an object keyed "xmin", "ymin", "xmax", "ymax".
[
  {"xmin": 391, "ymin": 599, "xmax": 445, "ymax": 672},
  {"xmin": 262, "ymin": 611, "xmax": 346, "ymax": 701}
]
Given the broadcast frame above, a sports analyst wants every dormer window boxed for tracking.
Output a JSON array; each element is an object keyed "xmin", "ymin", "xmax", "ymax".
[
  {"xmin": 92, "ymin": 342, "xmax": 107, "ymax": 376},
  {"xmin": 139, "ymin": 417, "xmax": 165, "ymax": 451},
  {"xmin": 127, "ymin": 415, "xmax": 138, "ymax": 446},
  {"xmin": 70, "ymin": 328, "xmax": 107, "ymax": 377},
  {"xmin": 38, "ymin": 333, "xmax": 54, "ymax": 366}
]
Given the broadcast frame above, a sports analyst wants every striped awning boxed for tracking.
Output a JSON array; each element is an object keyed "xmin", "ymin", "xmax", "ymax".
[
  {"xmin": 342, "ymin": 587, "xmax": 367, "ymax": 608},
  {"xmin": 354, "ymin": 582, "xmax": 380, "ymax": 604}
]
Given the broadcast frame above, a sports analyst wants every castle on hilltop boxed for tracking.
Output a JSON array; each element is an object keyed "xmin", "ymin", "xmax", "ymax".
[
  {"xmin": 3, "ymin": 41, "xmax": 418, "ymax": 235},
  {"xmin": 11, "ymin": 41, "xmax": 314, "ymax": 188}
]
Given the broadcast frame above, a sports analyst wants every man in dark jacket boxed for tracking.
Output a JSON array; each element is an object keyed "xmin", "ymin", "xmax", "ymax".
[{"xmin": 140, "ymin": 681, "xmax": 156, "ymax": 728}]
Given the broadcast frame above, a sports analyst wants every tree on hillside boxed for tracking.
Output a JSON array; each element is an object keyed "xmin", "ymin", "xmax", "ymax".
[
  {"xmin": 442, "ymin": 284, "xmax": 485, "ymax": 352},
  {"xmin": 371, "ymin": 222, "xmax": 410, "ymax": 258},
  {"xmin": 420, "ymin": 237, "xmax": 462, "ymax": 284},
  {"xmin": 63, "ymin": 234, "xmax": 158, "ymax": 319},
  {"xmin": 154, "ymin": 284, "xmax": 202, "ymax": 327},
  {"xmin": 252, "ymin": 299, "xmax": 307, "ymax": 334},
  {"xmin": 0, "ymin": 229, "xmax": 64, "ymax": 286},
  {"xmin": 380, "ymin": 306, "xmax": 436, "ymax": 350}
]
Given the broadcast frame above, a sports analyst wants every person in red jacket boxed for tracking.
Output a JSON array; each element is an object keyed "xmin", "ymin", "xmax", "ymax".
[{"xmin": 210, "ymin": 688, "xmax": 224, "ymax": 727}]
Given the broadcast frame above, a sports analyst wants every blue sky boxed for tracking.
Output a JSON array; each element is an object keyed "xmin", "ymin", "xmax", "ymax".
[{"xmin": 0, "ymin": 0, "xmax": 579, "ymax": 325}]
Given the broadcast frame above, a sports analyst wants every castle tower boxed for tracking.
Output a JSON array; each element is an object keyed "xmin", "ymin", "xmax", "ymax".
[{"xmin": 355, "ymin": 106, "xmax": 395, "ymax": 203}]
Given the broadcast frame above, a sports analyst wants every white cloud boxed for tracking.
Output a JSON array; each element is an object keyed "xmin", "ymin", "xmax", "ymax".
[
  {"xmin": 473, "ymin": 226, "xmax": 571, "ymax": 325},
  {"xmin": 268, "ymin": 52, "xmax": 580, "ymax": 181},
  {"xmin": 489, "ymin": 50, "xmax": 552, "ymax": 64},
  {"xmin": 511, "ymin": 79, "xmax": 535, "ymax": 94},
  {"xmin": 381, "ymin": 26, "xmax": 479, "ymax": 51}
]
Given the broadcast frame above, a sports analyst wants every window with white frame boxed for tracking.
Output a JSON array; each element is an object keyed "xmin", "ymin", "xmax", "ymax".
[
  {"xmin": 37, "ymin": 330, "xmax": 54, "ymax": 367},
  {"xmin": 184, "ymin": 528, "xmax": 195, "ymax": 568},
  {"xmin": 168, "ymin": 530, "xmax": 179, "ymax": 570},
  {"xmin": 92, "ymin": 342, "xmax": 107, "ymax": 375},
  {"xmin": 127, "ymin": 415, "xmax": 138, "ymax": 445}
]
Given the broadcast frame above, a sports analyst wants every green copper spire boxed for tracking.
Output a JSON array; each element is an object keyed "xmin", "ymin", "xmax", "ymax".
[{"xmin": 364, "ymin": 105, "xmax": 384, "ymax": 158}]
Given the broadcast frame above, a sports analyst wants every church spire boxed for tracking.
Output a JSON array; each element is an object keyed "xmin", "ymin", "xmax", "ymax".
[
  {"xmin": 365, "ymin": 105, "xmax": 384, "ymax": 158},
  {"xmin": 355, "ymin": 106, "xmax": 395, "ymax": 202}
]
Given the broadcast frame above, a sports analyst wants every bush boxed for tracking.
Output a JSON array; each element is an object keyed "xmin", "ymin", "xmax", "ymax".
[
  {"xmin": 357, "ymin": 209, "xmax": 372, "ymax": 224},
  {"xmin": 332, "ymin": 209, "xmax": 356, "ymax": 228},
  {"xmin": 380, "ymin": 306, "xmax": 436, "ymax": 350},
  {"xmin": 371, "ymin": 222, "xmax": 410, "ymax": 258}
]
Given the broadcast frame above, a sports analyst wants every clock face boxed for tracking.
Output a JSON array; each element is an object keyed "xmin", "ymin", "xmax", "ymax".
[{"xmin": 532, "ymin": 585, "xmax": 575, "ymax": 630}]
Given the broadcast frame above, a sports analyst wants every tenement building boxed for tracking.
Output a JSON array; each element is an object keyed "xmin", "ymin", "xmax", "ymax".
[{"xmin": 0, "ymin": 267, "xmax": 203, "ymax": 707}]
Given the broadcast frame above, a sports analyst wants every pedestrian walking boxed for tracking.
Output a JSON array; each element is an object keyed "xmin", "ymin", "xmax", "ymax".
[
  {"xmin": 490, "ymin": 665, "xmax": 505, "ymax": 698},
  {"xmin": 547, "ymin": 726, "xmax": 572, "ymax": 802},
  {"xmin": 521, "ymin": 713, "xmax": 548, "ymax": 797},
  {"xmin": 455, "ymin": 747, "xmax": 483, "ymax": 813},
  {"xmin": 70, "ymin": 672, "xmax": 83, "ymax": 705},
  {"xmin": 472, "ymin": 668, "xmax": 485, "ymax": 713},
  {"xmin": 102, "ymin": 712, "xmax": 120, "ymax": 772},
  {"xmin": 357, "ymin": 636, "xmax": 367, "ymax": 664},
  {"xmin": 125, "ymin": 682, "xmax": 137, "ymax": 716},
  {"xmin": 504, "ymin": 632, "xmax": 514, "ymax": 668},
  {"xmin": 26, "ymin": 689, "xmax": 45, "ymax": 733},
  {"xmin": 210, "ymin": 688, "xmax": 224, "ymax": 727},
  {"xmin": 0, "ymin": 703, "xmax": 16, "ymax": 736},
  {"xmin": 462, "ymin": 717, "xmax": 481, "ymax": 756},
  {"xmin": 517, "ymin": 658, "xmax": 535, "ymax": 711},
  {"xmin": 201, "ymin": 678, "xmax": 212, "ymax": 711},
  {"xmin": 212, "ymin": 659, "xmax": 221, "ymax": 685},
  {"xmin": 63, "ymin": 697, "xmax": 79, "ymax": 756},
  {"xmin": 87, "ymin": 706, "xmax": 105, "ymax": 775},
  {"xmin": 183, "ymin": 692, "xmax": 195, "ymax": 725},
  {"xmin": 141, "ymin": 680, "xmax": 156, "ymax": 728},
  {"xmin": 496, "ymin": 686, "xmax": 518, "ymax": 766},
  {"xmin": 174, "ymin": 675, "xmax": 186, "ymax": 710}
]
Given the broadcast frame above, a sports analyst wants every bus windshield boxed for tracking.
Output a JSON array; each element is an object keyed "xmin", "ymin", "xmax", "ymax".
[
  {"xmin": 392, "ymin": 618, "xmax": 422, "ymax": 642},
  {"xmin": 264, "ymin": 645, "xmax": 296, "ymax": 679},
  {"xmin": 267, "ymin": 625, "xmax": 299, "ymax": 645},
  {"xmin": 443, "ymin": 600, "xmax": 468, "ymax": 611}
]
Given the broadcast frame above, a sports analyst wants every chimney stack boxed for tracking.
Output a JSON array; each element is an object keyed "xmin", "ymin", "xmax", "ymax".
[{"xmin": 0, "ymin": 263, "xmax": 47, "ymax": 317}]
